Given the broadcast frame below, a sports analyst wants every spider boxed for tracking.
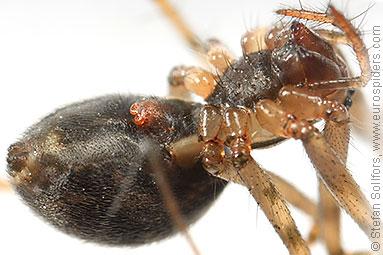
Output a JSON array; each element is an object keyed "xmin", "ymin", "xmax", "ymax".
[{"xmin": 0, "ymin": 0, "xmax": 380, "ymax": 255}]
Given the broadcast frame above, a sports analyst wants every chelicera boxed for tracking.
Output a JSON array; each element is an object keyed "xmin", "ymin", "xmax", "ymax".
[{"xmin": 3, "ymin": 2, "xmax": 380, "ymax": 255}]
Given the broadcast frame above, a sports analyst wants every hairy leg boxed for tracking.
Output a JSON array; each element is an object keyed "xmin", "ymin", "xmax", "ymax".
[
  {"xmin": 256, "ymin": 91, "xmax": 380, "ymax": 243},
  {"xmin": 168, "ymin": 39, "xmax": 234, "ymax": 100},
  {"xmin": 198, "ymin": 105, "xmax": 311, "ymax": 255}
]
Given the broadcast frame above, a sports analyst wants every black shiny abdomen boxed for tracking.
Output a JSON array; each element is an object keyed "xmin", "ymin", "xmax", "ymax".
[{"xmin": 7, "ymin": 95, "xmax": 226, "ymax": 246}]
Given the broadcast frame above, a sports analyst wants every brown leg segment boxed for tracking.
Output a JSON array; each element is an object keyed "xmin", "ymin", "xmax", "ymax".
[
  {"xmin": 145, "ymin": 138, "xmax": 201, "ymax": 255},
  {"xmin": 199, "ymin": 105, "xmax": 311, "ymax": 255},
  {"xmin": 169, "ymin": 132, "xmax": 320, "ymax": 224},
  {"xmin": 266, "ymin": 170, "xmax": 320, "ymax": 246},
  {"xmin": 169, "ymin": 132, "xmax": 319, "ymax": 223},
  {"xmin": 303, "ymin": 128, "xmax": 377, "ymax": 242},
  {"xmin": 256, "ymin": 88, "xmax": 349, "ymax": 139},
  {"xmin": 156, "ymin": 0, "xmax": 236, "ymax": 100},
  {"xmin": 168, "ymin": 65, "xmax": 217, "ymax": 99},
  {"xmin": 169, "ymin": 134, "xmax": 202, "ymax": 169},
  {"xmin": 348, "ymin": 90, "xmax": 372, "ymax": 140},
  {"xmin": 168, "ymin": 38, "xmax": 234, "ymax": 100},
  {"xmin": 237, "ymin": 159, "xmax": 311, "ymax": 255},
  {"xmin": 256, "ymin": 90, "xmax": 382, "ymax": 245},
  {"xmin": 154, "ymin": 0, "xmax": 202, "ymax": 53},
  {"xmin": 241, "ymin": 27, "xmax": 269, "ymax": 55},
  {"xmin": 168, "ymin": 65, "xmax": 193, "ymax": 100},
  {"xmin": 319, "ymin": 180, "xmax": 343, "ymax": 255},
  {"xmin": 309, "ymin": 16, "xmax": 361, "ymax": 252},
  {"xmin": 209, "ymin": 156, "xmax": 311, "ymax": 255},
  {"xmin": 266, "ymin": 171, "xmax": 317, "ymax": 219},
  {"xmin": 204, "ymin": 39, "xmax": 235, "ymax": 74},
  {"xmin": 317, "ymin": 120, "xmax": 351, "ymax": 255},
  {"xmin": 315, "ymin": 29, "xmax": 352, "ymax": 46}
]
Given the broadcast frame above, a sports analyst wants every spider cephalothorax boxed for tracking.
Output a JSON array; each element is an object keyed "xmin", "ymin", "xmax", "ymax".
[{"xmin": 166, "ymin": 5, "xmax": 378, "ymax": 255}]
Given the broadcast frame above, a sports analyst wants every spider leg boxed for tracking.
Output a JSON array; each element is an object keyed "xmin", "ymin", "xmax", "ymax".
[
  {"xmin": 315, "ymin": 29, "xmax": 352, "ymax": 46},
  {"xmin": 205, "ymin": 154, "xmax": 311, "ymax": 255},
  {"xmin": 144, "ymin": 138, "xmax": 201, "ymax": 255},
  {"xmin": 169, "ymin": 134, "xmax": 319, "ymax": 224},
  {"xmin": 241, "ymin": 27, "xmax": 270, "ymax": 54},
  {"xmin": 256, "ymin": 90, "xmax": 381, "ymax": 245},
  {"xmin": 310, "ymin": 27, "xmax": 372, "ymax": 147},
  {"xmin": 198, "ymin": 105, "xmax": 311, "ymax": 255},
  {"xmin": 317, "ymin": 34, "xmax": 373, "ymax": 145},
  {"xmin": 348, "ymin": 90, "xmax": 372, "ymax": 140},
  {"xmin": 278, "ymin": 6, "xmax": 371, "ymax": 89},
  {"xmin": 154, "ymin": 0, "xmax": 202, "ymax": 53},
  {"xmin": 167, "ymin": 65, "xmax": 193, "ymax": 100},
  {"xmin": 170, "ymin": 135, "xmax": 320, "ymax": 229},
  {"xmin": 168, "ymin": 39, "xmax": 234, "ymax": 100},
  {"xmin": 171, "ymin": 132, "xmax": 320, "ymax": 224},
  {"xmin": 266, "ymin": 171, "xmax": 317, "ymax": 220},
  {"xmin": 302, "ymin": 108, "xmax": 350, "ymax": 253},
  {"xmin": 204, "ymin": 39, "xmax": 235, "ymax": 74},
  {"xmin": 155, "ymin": 0, "xmax": 236, "ymax": 100},
  {"xmin": 169, "ymin": 134, "xmax": 202, "ymax": 168},
  {"xmin": 316, "ymin": 120, "xmax": 350, "ymax": 255},
  {"xmin": 168, "ymin": 65, "xmax": 217, "ymax": 99},
  {"xmin": 318, "ymin": 181, "xmax": 343, "ymax": 254},
  {"xmin": 266, "ymin": 170, "xmax": 321, "ymax": 246},
  {"xmin": 303, "ymin": 127, "xmax": 377, "ymax": 243},
  {"xmin": 237, "ymin": 158, "xmax": 311, "ymax": 255}
]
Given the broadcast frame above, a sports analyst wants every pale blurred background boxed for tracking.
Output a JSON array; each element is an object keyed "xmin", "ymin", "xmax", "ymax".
[{"xmin": 0, "ymin": 0, "xmax": 382, "ymax": 254}]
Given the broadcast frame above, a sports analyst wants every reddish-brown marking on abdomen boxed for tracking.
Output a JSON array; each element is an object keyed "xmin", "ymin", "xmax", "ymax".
[{"xmin": 130, "ymin": 100, "xmax": 164, "ymax": 127}]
